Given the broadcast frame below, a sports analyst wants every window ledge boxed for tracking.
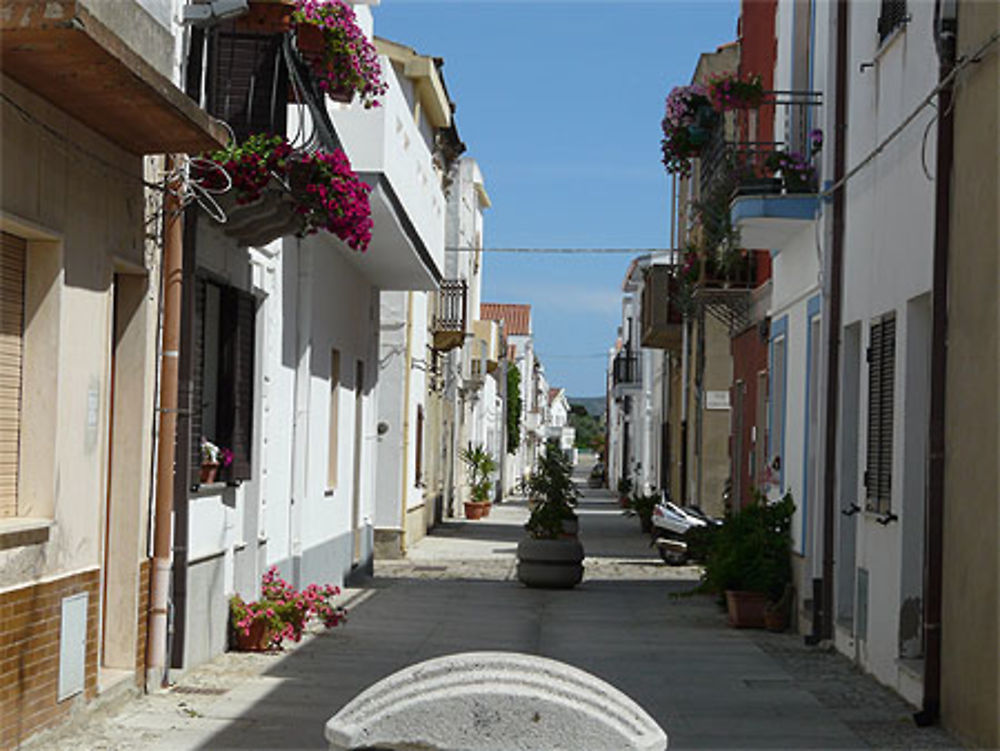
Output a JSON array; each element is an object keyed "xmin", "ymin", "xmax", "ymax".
[{"xmin": 0, "ymin": 517, "xmax": 53, "ymax": 551}]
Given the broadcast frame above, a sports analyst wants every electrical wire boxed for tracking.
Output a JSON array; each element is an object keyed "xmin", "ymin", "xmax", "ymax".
[
  {"xmin": 445, "ymin": 247, "xmax": 672, "ymax": 255},
  {"xmin": 819, "ymin": 30, "xmax": 1000, "ymax": 200}
]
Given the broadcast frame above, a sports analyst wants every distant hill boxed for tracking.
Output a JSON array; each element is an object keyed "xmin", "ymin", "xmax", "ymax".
[{"xmin": 568, "ymin": 397, "xmax": 606, "ymax": 421}]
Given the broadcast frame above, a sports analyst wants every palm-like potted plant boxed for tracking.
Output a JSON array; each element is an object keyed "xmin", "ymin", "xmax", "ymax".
[
  {"xmin": 702, "ymin": 492, "xmax": 795, "ymax": 628},
  {"xmin": 459, "ymin": 444, "xmax": 496, "ymax": 520},
  {"xmin": 517, "ymin": 443, "xmax": 584, "ymax": 589}
]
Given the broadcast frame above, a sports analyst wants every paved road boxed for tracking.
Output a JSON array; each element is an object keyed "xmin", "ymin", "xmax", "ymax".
[{"xmin": 27, "ymin": 473, "xmax": 962, "ymax": 750}]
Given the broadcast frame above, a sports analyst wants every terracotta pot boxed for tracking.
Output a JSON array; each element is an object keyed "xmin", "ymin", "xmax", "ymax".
[
  {"xmin": 764, "ymin": 607, "xmax": 788, "ymax": 632},
  {"xmin": 233, "ymin": 619, "xmax": 274, "ymax": 651},
  {"xmin": 235, "ymin": 0, "xmax": 296, "ymax": 34},
  {"xmin": 725, "ymin": 590, "xmax": 768, "ymax": 629},
  {"xmin": 464, "ymin": 501, "xmax": 488, "ymax": 520},
  {"xmin": 482, "ymin": 502, "xmax": 492, "ymax": 518},
  {"xmin": 295, "ymin": 23, "xmax": 327, "ymax": 58},
  {"xmin": 200, "ymin": 462, "xmax": 219, "ymax": 484}
]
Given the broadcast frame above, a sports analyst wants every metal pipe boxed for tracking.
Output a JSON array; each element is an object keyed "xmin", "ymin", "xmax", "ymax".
[
  {"xmin": 818, "ymin": 0, "xmax": 849, "ymax": 643},
  {"xmin": 147, "ymin": 157, "xmax": 184, "ymax": 687},
  {"xmin": 917, "ymin": 0, "xmax": 957, "ymax": 727},
  {"xmin": 398, "ymin": 292, "xmax": 414, "ymax": 553}
]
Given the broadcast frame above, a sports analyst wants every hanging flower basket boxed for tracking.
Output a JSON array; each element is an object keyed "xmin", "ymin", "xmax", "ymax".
[
  {"xmin": 198, "ymin": 134, "xmax": 372, "ymax": 251},
  {"xmin": 661, "ymin": 84, "xmax": 717, "ymax": 177},
  {"xmin": 291, "ymin": 0, "xmax": 388, "ymax": 109},
  {"xmin": 707, "ymin": 73, "xmax": 765, "ymax": 111}
]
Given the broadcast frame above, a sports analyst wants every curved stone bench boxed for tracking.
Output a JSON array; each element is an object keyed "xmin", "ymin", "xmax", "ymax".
[{"xmin": 325, "ymin": 651, "xmax": 667, "ymax": 751}]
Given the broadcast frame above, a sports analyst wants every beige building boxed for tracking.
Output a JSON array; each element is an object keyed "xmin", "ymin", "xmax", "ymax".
[
  {"xmin": 0, "ymin": 1, "xmax": 223, "ymax": 745},
  {"xmin": 941, "ymin": 1, "xmax": 1000, "ymax": 745}
]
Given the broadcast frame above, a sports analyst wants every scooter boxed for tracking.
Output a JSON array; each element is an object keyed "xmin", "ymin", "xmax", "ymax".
[{"xmin": 651, "ymin": 494, "xmax": 720, "ymax": 565}]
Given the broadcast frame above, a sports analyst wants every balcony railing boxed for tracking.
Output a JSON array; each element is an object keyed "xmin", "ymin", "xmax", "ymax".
[
  {"xmin": 699, "ymin": 91, "xmax": 823, "ymax": 202},
  {"xmin": 612, "ymin": 352, "xmax": 640, "ymax": 389},
  {"xmin": 432, "ymin": 279, "xmax": 468, "ymax": 352}
]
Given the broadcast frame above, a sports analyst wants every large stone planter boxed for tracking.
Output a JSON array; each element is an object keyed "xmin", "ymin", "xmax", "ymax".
[{"xmin": 516, "ymin": 537, "xmax": 584, "ymax": 589}]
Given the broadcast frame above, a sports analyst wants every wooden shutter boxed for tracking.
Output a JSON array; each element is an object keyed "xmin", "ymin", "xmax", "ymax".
[
  {"xmin": 207, "ymin": 29, "xmax": 288, "ymax": 141},
  {"xmin": 865, "ymin": 313, "xmax": 895, "ymax": 512},
  {"xmin": 217, "ymin": 288, "xmax": 255, "ymax": 481},
  {"xmin": 415, "ymin": 405, "xmax": 424, "ymax": 487},
  {"xmin": 0, "ymin": 233, "xmax": 25, "ymax": 517},
  {"xmin": 189, "ymin": 278, "xmax": 206, "ymax": 489}
]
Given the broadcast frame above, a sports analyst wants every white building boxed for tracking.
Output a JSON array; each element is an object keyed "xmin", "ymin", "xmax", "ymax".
[{"xmin": 732, "ymin": 0, "xmax": 940, "ymax": 708}]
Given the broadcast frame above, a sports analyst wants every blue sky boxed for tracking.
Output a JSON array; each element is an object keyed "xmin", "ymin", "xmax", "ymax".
[{"xmin": 374, "ymin": 0, "xmax": 740, "ymax": 396}]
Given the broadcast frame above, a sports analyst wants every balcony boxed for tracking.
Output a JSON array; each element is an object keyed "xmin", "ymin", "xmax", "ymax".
[
  {"xmin": 694, "ymin": 92, "xmax": 822, "ymax": 251},
  {"xmin": 470, "ymin": 320, "xmax": 500, "ymax": 373},
  {"xmin": 432, "ymin": 280, "xmax": 468, "ymax": 352},
  {"xmin": 640, "ymin": 265, "xmax": 683, "ymax": 351},
  {"xmin": 611, "ymin": 352, "xmax": 641, "ymax": 399},
  {"xmin": 1, "ymin": 1, "xmax": 226, "ymax": 154},
  {"xmin": 330, "ymin": 53, "xmax": 446, "ymax": 290}
]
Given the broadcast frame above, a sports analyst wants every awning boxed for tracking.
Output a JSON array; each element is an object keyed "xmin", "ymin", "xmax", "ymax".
[{"xmin": 1, "ymin": 1, "xmax": 227, "ymax": 154}]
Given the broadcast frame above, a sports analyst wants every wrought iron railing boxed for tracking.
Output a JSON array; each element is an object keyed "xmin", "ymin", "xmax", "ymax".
[
  {"xmin": 612, "ymin": 352, "xmax": 640, "ymax": 388},
  {"xmin": 432, "ymin": 279, "xmax": 467, "ymax": 336},
  {"xmin": 698, "ymin": 91, "xmax": 823, "ymax": 202}
]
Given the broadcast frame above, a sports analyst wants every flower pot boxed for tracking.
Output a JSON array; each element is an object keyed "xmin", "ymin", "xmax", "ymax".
[
  {"xmin": 236, "ymin": 0, "xmax": 296, "ymax": 34},
  {"xmin": 482, "ymin": 502, "xmax": 492, "ymax": 517},
  {"xmin": 639, "ymin": 516, "xmax": 653, "ymax": 534},
  {"xmin": 517, "ymin": 537, "xmax": 584, "ymax": 589},
  {"xmin": 725, "ymin": 590, "xmax": 768, "ymax": 629},
  {"xmin": 560, "ymin": 517, "xmax": 579, "ymax": 537},
  {"xmin": 233, "ymin": 619, "xmax": 275, "ymax": 651},
  {"xmin": 200, "ymin": 462, "xmax": 220, "ymax": 484},
  {"xmin": 463, "ymin": 501, "xmax": 488, "ymax": 520},
  {"xmin": 295, "ymin": 23, "xmax": 327, "ymax": 58},
  {"xmin": 764, "ymin": 607, "xmax": 788, "ymax": 632}
]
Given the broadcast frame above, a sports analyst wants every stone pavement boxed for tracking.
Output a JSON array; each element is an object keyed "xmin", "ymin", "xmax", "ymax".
[{"xmin": 25, "ymin": 484, "xmax": 963, "ymax": 750}]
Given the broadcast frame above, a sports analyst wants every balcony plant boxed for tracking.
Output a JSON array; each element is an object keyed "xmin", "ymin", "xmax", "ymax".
[
  {"xmin": 292, "ymin": 0, "xmax": 388, "ymax": 108},
  {"xmin": 200, "ymin": 437, "xmax": 233, "ymax": 484},
  {"xmin": 701, "ymin": 491, "xmax": 795, "ymax": 628},
  {"xmin": 707, "ymin": 73, "xmax": 765, "ymax": 111},
  {"xmin": 518, "ymin": 442, "xmax": 584, "ymax": 588},
  {"xmin": 660, "ymin": 83, "xmax": 716, "ymax": 177},
  {"xmin": 201, "ymin": 134, "xmax": 373, "ymax": 251},
  {"xmin": 230, "ymin": 566, "xmax": 346, "ymax": 651},
  {"xmin": 764, "ymin": 149, "xmax": 817, "ymax": 194},
  {"xmin": 459, "ymin": 444, "xmax": 497, "ymax": 520}
]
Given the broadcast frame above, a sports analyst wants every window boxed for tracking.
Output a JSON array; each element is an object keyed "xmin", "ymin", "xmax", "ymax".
[
  {"xmin": 865, "ymin": 313, "xmax": 896, "ymax": 512},
  {"xmin": 191, "ymin": 278, "xmax": 256, "ymax": 486},
  {"xmin": 877, "ymin": 0, "xmax": 907, "ymax": 43},
  {"xmin": 327, "ymin": 349, "xmax": 340, "ymax": 491},
  {"xmin": 0, "ymin": 232, "xmax": 25, "ymax": 517}
]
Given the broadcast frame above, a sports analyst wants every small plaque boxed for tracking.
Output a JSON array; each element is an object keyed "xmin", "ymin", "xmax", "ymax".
[{"xmin": 705, "ymin": 390, "xmax": 731, "ymax": 410}]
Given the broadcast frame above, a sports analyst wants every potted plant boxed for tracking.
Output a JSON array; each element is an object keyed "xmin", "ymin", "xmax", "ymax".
[
  {"xmin": 200, "ymin": 437, "xmax": 233, "ymax": 484},
  {"xmin": 198, "ymin": 134, "xmax": 373, "ymax": 251},
  {"xmin": 291, "ymin": 0, "xmax": 388, "ymax": 108},
  {"xmin": 707, "ymin": 73, "xmax": 765, "ymax": 111},
  {"xmin": 660, "ymin": 83, "xmax": 717, "ymax": 177},
  {"xmin": 517, "ymin": 443, "xmax": 584, "ymax": 589},
  {"xmin": 624, "ymin": 491, "xmax": 658, "ymax": 534},
  {"xmin": 459, "ymin": 444, "xmax": 496, "ymax": 521},
  {"xmin": 230, "ymin": 566, "xmax": 346, "ymax": 651},
  {"xmin": 764, "ymin": 149, "xmax": 817, "ymax": 194},
  {"xmin": 616, "ymin": 476, "xmax": 633, "ymax": 509},
  {"xmin": 701, "ymin": 492, "xmax": 795, "ymax": 628}
]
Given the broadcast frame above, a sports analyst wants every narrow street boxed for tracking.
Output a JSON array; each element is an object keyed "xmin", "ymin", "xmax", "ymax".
[{"xmin": 28, "ymin": 459, "xmax": 960, "ymax": 751}]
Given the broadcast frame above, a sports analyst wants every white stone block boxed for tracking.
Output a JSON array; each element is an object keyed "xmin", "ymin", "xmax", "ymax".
[{"xmin": 325, "ymin": 651, "xmax": 667, "ymax": 751}]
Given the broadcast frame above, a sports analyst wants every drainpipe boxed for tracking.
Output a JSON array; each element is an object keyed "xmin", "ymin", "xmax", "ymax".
[
  {"xmin": 290, "ymin": 239, "xmax": 312, "ymax": 586},
  {"xmin": 497, "ymin": 320, "xmax": 507, "ymax": 501},
  {"xmin": 818, "ymin": 0, "xmax": 849, "ymax": 643},
  {"xmin": 398, "ymin": 292, "xmax": 414, "ymax": 555},
  {"xmin": 147, "ymin": 157, "xmax": 184, "ymax": 688},
  {"xmin": 916, "ymin": 0, "xmax": 957, "ymax": 727},
  {"xmin": 680, "ymin": 318, "xmax": 689, "ymax": 504}
]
